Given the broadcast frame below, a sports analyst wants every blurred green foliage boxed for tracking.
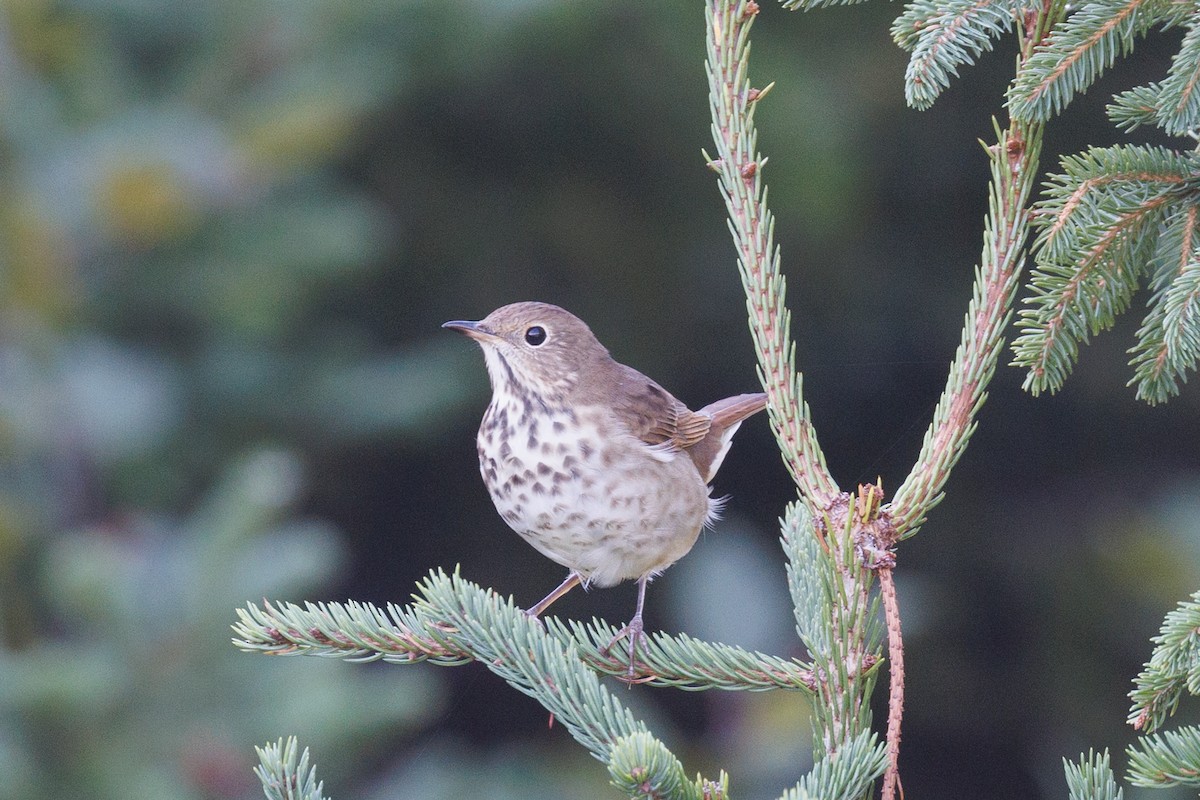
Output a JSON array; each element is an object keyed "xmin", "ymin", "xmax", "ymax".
[
  {"xmin": 0, "ymin": 2, "xmax": 456, "ymax": 798},
  {"xmin": 2, "ymin": 1, "xmax": 1199, "ymax": 799}
]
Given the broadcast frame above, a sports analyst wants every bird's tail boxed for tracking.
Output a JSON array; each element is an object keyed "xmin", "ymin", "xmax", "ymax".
[
  {"xmin": 693, "ymin": 392, "xmax": 767, "ymax": 482},
  {"xmin": 700, "ymin": 393, "xmax": 768, "ymax": 430}
]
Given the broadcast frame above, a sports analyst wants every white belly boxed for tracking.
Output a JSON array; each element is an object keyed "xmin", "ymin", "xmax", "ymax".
[{"xmin": 477, "ymin": 401, "xmax": 712, "ymax": 587}]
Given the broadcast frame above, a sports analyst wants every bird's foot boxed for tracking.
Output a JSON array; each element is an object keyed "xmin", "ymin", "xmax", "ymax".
[
  {"xmin": 603, "ymin": 613, "xmax": 647, "ymax": 679},
  {"xmin": 523, "ymin": 608, "xmax": 547, "ymax": 631}
]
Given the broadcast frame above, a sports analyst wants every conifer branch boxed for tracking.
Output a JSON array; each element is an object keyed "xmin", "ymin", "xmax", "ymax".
[
  {"xmin": 889, "ymin": 118, "xmax": 1044, "ymax": 532},
  {"xmin": 1127, "ymin": 727, "xmax": 1200, "ymax": 787},
  {"xmin": 1128, "ymin": 589, "xmax": 1200, "ymax": 733},
  {"xmin": 406, "ymin": 571, "xmax": 709, "ymax": 791},
  {"xmin": 233, "ymin": 597, "xmax": 472, "ymax": 666},
  {"xmin": 233, "ymin": 582, "xmax": 815, "ymax": 692},
  {"xmin": 566, "ymin": 619, "xmax": 816, "ymax": 691},
  {"xmin": 886, "ymin": 0, "xmax": 1058, "ymax": 535},
  {"xmin": 780, "ymin": 0, "xmax": 870, "ymax": 10},
  {"xmin": 1066, "ymin": 591, "xmax": 1200, "ymax": 798},
  {"xmin": 892, "ymin": 0, "xmax": 1021, "ymax": 110},
  {"xmin": 1154, "ymin": 13, "xmax": 1200, "ymax": 135},
  {"xmin": 887, "ymin": 116, "xmax": 1044, "ymax": 536},
  {"xmin": 782, "ymin": 498, "xmax": 885, "ymax": 753},
  {"xmin": 1064, "ymin": 750, "xmax": 1123, "ymax": 800},
  {"xmin": 240, "ymin": 572, "xmax": 689, "ymax": 781},
  {"xmin": 706, "ymin": 3, "xmax": 893, "ymax": 782},
  {"xmin": 777, "ymin": 730, "xmax": 890, "ymax": 800},
  {"xmin": 1011, "ymin": 145, "xmax": 1200, "ymax": 399},
  {"xmin": 254, "ymin": 738, "xmax": 331, "ymax": 800},
  {"xmin": 1007, "ymin": 0, "xmax": 1188, "ymax": 123},
  {"xmin": 1005, "ymin": 4, "xmax": 1200, "ymax": 401},
  {"xmin": 705, "ymin": 0, "xmax": 839, "ymax": 509},
  {"xmin": 1129, "ymin": 203, "xmax": 1200, "ymax": 401},
  {"xmin": 782, "ymin": 501, "xmax": 843, "ymax": 659},
  {"xmin": 608, "ymin": 734, "xmax": 731, "ymax": 799},
  {"xmin": 1016, "ymin": 193, "xmax": 1169, "ymax": 391},
  {"xmin": 1108, "ymin": 84, "xmax": 1166, "ymax": 132}
]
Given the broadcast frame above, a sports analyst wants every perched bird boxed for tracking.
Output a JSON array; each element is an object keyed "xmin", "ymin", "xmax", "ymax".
[{"xmin": 444, "ymin": 301, "xmax": 766, "ymax": 674}]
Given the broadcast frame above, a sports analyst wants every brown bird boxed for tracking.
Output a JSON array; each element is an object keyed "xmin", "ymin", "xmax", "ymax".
[{"xmin": 444, "ymin": 301, "xmax": 766, "ymax": 674}]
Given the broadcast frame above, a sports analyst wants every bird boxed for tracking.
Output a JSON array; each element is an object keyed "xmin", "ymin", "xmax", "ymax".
[{"xmin": 443, "ymin": 301, "xmax": 766, "ymax": 675}]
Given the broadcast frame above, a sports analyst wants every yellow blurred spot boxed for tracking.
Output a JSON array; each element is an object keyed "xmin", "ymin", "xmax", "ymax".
[
  {"xmin": 0, "ymin": 495, "xmax": 24, "ymax": 562},
  {"xmin": 1, "ymin": 0, "xmax": 89, "ymax": 75},
  {"xmin": 238, "ymin": 99, "xmax": 357, "ymax": 168},
  {"xmin": 94, "ymin": 162, "xmax": 198, "ymax": 246},
  {"xmin": 1, "ymin": 200, "xmax": 77, "ymax": 318}
]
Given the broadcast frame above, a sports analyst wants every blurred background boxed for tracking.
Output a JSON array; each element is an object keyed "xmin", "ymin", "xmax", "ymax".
[{"xmin": 2, "ymin": 1, "xmax": 1198, "ymax": 798}]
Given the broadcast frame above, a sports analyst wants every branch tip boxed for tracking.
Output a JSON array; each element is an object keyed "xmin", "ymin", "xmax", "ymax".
[{"xmin": 748, "ymin": 81, "xmax": 775, "ymax": 103}]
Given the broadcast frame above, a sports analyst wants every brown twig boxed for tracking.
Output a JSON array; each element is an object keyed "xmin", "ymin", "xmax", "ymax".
[
  {"xmin": 878, "ymin": 567, "xmax": 904, "ymax": 800},
  {"xmin": 849, "ymin": 482, "xmax": 904, "ymax": 796}
]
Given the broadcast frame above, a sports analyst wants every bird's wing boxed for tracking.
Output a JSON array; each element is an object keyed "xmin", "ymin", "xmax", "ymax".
[{"xmin": 611, "ymin": 365, "xmax": 712, "ymax": 451}]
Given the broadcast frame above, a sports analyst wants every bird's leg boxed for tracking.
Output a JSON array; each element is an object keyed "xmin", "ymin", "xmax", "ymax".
[
  {"xmin": 603, "ymin": 575, "xmax": 649, "ymax": 677},
  {"xmin": 525, "ymin": 571, "xmax": 582, "ymax": 622}
]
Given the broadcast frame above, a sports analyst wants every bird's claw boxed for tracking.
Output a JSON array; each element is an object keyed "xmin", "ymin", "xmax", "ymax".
[
  {"xmin": 523, "ymin": 608, "xmax": 547, "ymax": 631},
  {"xmin": 603, "ymin": 615, "xmax": 647, "ymax": 679}
]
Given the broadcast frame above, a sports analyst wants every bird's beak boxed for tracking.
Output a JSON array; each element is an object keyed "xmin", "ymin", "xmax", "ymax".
[{"xmin": 442, "ymin": 319, "xmax": 498, "ymax": 342}]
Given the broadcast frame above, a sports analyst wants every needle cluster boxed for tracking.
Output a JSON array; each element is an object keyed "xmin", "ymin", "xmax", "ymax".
[{"xmin": 1009, "ymin": 5, "xmax": 1200, "ymax": 402}]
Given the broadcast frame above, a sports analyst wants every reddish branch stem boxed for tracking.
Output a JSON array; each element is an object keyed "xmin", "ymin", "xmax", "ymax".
[{"xmin": 879, "ymin": 568, "xmax": 905, "ymax": 800}]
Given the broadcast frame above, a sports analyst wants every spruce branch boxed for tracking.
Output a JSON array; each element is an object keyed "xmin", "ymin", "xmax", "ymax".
[
  {"xmin": 1128, "ymin": 202, "xmax": 1200, "ymax": 401},
  {"xmin": 1108, "ymin": 83, "xmax": 1167, "ymax": 132},
  {"xmin": 886, "ymin": 0, "xmax": 1059, "ymax": 536},
  {"xmin": 566, "ymin": 619, "xmax": 816, "ymax": 692},
  {"xmin": 709, "ymin": 6, "xmax": 1062, "ymax": 796},
  {"xmin": 1127, "ymin": 727, "xmax": 1200, "ymax": 787},
  {"xmin": 777, "ymin": 730, "xmax": 889, "ymax": 800},
  {"xmin": 412, "ymin": 570, "xmax": 712, "ymax": 793},
  {"xmin": 780, "ymin": 0, "xmax": 871, "ymax": 10},
  {"xmin": 889, "ymin": 116, "xmax": 1045, "ymax": 533},
  {"xmin": 1007, "ymin": 0, "xmax": 1190, "ymax": 123},
  {"xmin": 1152, "ymin": 12, "xmax": 1200, "ymax": 136},
  {"xmin": 1064, "ymin": 750, "xmax": 1123, "ymax": 800},
  {"xmin": 254, "ymin": 737, "xmax": 331, "ymax": 800},
  {"xmin": 705, "ymin": 0, "xmax": 839, "ymax": 509},
  {"xmin": 1066, "ymin": 591, "xmax": 1200, "ymax": 798},
  {"xmin": 784, "ymin": 493, "xmax": 889, "ymax": 756},
  {"xmin": 1009, "ymin": 8, "xmax": 1200, "ymax": 401},
  {"xmin": 1128, "ymin": 589, "xmax": 1200, "ymax": 733},
  {"xmin": 780, "ymin": 495, "xmax": 885, "ymax": 781},
  {"xmin": 1011, "ymin": 145, "xmax": 1200, "ymax": 399},
  {"xmin": 239, "ymin": 572, "xmax": 669, "ymax": 772},
  {"xmin": 891, "ymin": 0, "xmax": 1022, "ymax": 110},
  {"xmin": 1030, "ymin": 146, "xmax": 1193, "ymax": 265},
  {"xmin": 782, "ymin": 501, "xmax": 840, "ymax": 659},
  {"xmin": 233, "ymin": 597, "xmax": 472, "ymax": 666},
  {"xmin": 233, "ymin": 583, "xmax": 815, "ymax": 692},
  {"xmin": 609, "ymin": 732, "xmax": 730, "ymax": 800}
]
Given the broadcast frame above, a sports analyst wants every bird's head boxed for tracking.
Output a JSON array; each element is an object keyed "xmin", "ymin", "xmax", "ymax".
[{"xmin": 443, "ymin": 301, "xmax": 610, "ymax": 403}]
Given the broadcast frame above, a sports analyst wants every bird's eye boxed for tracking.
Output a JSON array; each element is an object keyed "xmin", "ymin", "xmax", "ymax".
[{"xmin": 524, "ymin": 326, "xmax": 547, "ymax": 346}]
